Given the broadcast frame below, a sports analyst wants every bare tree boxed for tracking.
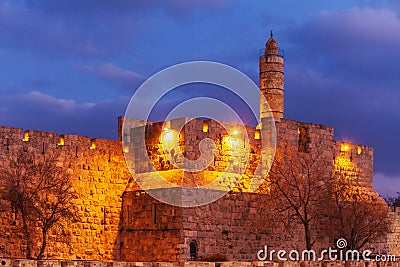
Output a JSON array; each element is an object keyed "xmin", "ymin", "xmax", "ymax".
[
  {"xmin": 385, "ymin": 192, "xmax": 400, "ymax": 207},
  {"xmin": 1, "ymin": 151, "xmax": 79, "ymax": 259},
  {"xmin": 267, "ymin": 142, "xmax": 333, "ymax": 250},
  {"xmin": 329, "ymin": 177, "xmax": 391, "ymax": 250}
]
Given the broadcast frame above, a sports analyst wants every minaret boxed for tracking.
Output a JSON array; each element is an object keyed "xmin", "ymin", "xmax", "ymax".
[{"xmin": 259, "ymin": 32, "xmax": 284, "ymax": 120}]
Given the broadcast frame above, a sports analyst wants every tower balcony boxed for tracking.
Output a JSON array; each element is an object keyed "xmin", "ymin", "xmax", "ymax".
[{"xmin": 259, "ymin": 48, "xmax": 284, "ymax": 58}]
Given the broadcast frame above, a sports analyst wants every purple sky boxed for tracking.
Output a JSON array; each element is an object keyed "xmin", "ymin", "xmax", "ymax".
[{"xmin": 0, "ymin": 0, "xmax": 399, "ymax": 197}]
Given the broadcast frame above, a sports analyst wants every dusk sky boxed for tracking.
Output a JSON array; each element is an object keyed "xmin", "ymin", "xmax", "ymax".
[{"xmin": 0, "ymin": 0, "xmax": 399, "ymax": 197}]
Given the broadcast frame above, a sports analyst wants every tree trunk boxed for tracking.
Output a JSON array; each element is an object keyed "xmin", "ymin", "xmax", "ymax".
[
  {"xmin": 21, "ymin": 213, "xmax": 32, "ymax": 259},
  {"xmin": 304, "ymin": 222, "xmax": 312, "ymax": 250},
  {"xmin": 37, "ymin": 228, "xmax": 48, "ymax": 260}
]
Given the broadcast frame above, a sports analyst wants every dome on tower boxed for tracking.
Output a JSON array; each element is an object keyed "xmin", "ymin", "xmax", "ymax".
[{"xmin": 265, "ymin": 33, "xmax": 279, "ymax": 55}]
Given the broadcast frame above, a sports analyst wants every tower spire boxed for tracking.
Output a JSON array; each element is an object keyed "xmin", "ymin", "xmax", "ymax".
[{"xmin": 270, "ymin": 30, "xmax": 273, "ymax": 37}]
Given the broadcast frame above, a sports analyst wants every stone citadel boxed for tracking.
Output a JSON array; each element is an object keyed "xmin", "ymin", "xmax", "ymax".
[{"xmin": 0, "ymin": 35, "xmax": 399, "ymax": 261}]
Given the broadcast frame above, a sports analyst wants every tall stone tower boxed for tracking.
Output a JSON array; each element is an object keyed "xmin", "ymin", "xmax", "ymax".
[{"xmin": 259, "ymin": 32, "xmax": 284, "ymax": 120}]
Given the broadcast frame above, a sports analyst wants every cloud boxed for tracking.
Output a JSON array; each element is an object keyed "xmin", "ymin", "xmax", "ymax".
[
  {"xmin": 0, "ymin": 91, "xmax": 129, "ymax": 139},
  {"xmin": 374, "ymin": 172, "xmax": 400, "ymax": 198},
  {"xmin": 24, "ymin": 0, "xmax": 234, "ymax": 17},
  {"xmin": 0, "ymin": 1, "xmax": 105, "ymax": 57},
  {"xmin": 76, "ymin": 63, "xmax": 144, "ymax": 91},
  {"xmin": 279, "ymin": 7, "xmax": 400, "ymax": 178},
  {"xmin": 0, "ymin": 81, "xmax": 23, "ymax": 93}
]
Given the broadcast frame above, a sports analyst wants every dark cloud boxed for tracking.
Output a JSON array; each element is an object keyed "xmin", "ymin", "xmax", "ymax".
[
  {"xmin": 282, "ymin": 7, "xmax": 400, "ymax": 183},
  {"xmin": 374, "ymin": 173, "xmax": 400, "ymax": 198},
  {"xmin": 24, "ymin": 0, "xmax": 234, "ymax": 17},
  {"xmin": 0, "ymin": 91, "xmax": 129, "ymax": 139},
  {"xmin": 76, "ymin": 63, "xmax": 144, "ymax": 92},
  {"xmin": 0, "ymin": 1, "xmax": 106, "ymax": 57}
]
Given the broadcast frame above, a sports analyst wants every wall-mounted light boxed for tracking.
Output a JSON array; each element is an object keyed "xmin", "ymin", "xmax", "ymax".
[
  {"xmin": 203, "ymin": 121, "xmax": 209, "ymax": 133},
  {"xmin": 357, "ymin": 146, "xmax": 362, "ymax": 155},
  {"xmin": 341, "ymin": 143, "xmax": 350, "ymax": 152},
  {"xmin": 23, "ymin": 131, "xmax": 29, "ymax": 142},
  {"xmin": 255, "ymin": 129, "xmax": 261, "ymax": 140},
  {"xmin": 163, "ymin": 121, "xmax": 171, "ymax": 131},
  {"xmin": 231, "ymin": 129, "xmax": 239, "ymax": 136},
  {"xmin": 58, "ymin": 135, "xmax": 65, "ymax": 146},
  {"xmin": 162, "ymin": 130, "xmax": 175, "ymax": 143},
  {"xmin": 90, "ymin": 140, "xmax": 96, "ymax": 149}
]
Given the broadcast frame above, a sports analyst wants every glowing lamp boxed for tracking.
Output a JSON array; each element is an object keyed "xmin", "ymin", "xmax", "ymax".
[
  {"xmin": 23, "ymin": 131, "xmax": 29, "ymax": 142},
  {"xmin": 58, "ymin": 136, "xmax": 65, "ymax": 146},
  {"xmin": 203, "ymin": 121, "xmax": 209, "ymax": 133},
  {"xmin": 232, "ymin": 129, "xmax": 239, "ymax": 136},
  {"xmin": 163, "ymin": 131, "xmax": 175, "ymax": 142},
  {"xmin": 341, "ymin": 143, "xmax": 350, "ymax": 152},
  {"xmin": 90, "ymin": 140, "xmax": 96, "ymax": 149}
]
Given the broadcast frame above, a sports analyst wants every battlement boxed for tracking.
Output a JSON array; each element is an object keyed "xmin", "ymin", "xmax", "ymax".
[{"xmin": 0, "ymin": 125, "xmax": 123, "ymax": 157}]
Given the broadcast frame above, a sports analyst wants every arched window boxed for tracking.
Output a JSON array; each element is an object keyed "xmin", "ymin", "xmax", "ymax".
[{"xmin": 189, "ymin": 241, "xmax": 197, "ymax": 261}]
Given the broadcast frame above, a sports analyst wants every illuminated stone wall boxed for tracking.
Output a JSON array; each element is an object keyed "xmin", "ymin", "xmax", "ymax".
[
  {"xmin": 334, "ymin": 140, "xmax": 375, "ymax": 196},
  {"xmin": 124, "ymin": 118, "xmax": 262, "ymax": 192},
  {"xmin": 119, "ymin": 117, "xmax": 381, "ymax": 261},
  {"xmin": 0, "ymin": 125, "xmax": 131, "ymax": 260},
  {"xmin": 387, "ymin": 207, "xmax": 400, "ymax": 255},
  {"xmin": 0, "ymin": 113, "xmax": 385, "ymax": 261},
  {"xmin": 120, "ymin": 190, "xmax": 303, "ymax": 262}
]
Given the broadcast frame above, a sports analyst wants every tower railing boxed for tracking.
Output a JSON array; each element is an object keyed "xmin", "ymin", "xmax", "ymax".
[{"xmin": 259, "ymin": 48, "xmax": 284, "ymax": 58}]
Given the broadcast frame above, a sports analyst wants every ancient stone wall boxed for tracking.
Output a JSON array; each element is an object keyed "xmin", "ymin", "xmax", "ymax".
[
  {"xmin": 119, "ymin": 190, "xmax": 184, "ymax": 262},
  {"xmin": 2, "ymin": 259, "xmax": 400, "ymax": 267},
  {"xmin": 386, "ymin": 207, "xmax": 400, "ymax": 255},
  {"xmin": 0, "ymin": 125, "xmax": 131, "ymax": 260},
  {"xmin": 124, "ymin": 118, "xmax": 262, "ymax": 192},
  {"xmin": 0, "ymin": 115, "xmax": 385, "ymax": 261},
  {"xmin": 120, "ymin": 118, "xmax": 379, "ymax": 261},
  {"xmin": 119, "ymin": 190, "xmax": 298, "ymax": 262},
  {"xmin": 334, "ymin": 141, "xmax": 374, "ymax": 194}
]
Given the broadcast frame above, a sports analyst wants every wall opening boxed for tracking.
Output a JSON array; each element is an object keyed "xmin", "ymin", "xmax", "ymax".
[
  {"xmin": 189, "ymin": 241, "xmax": 197, "ymax": 261},
  {"xmin": 58, "ymin": 135, "xmax": 65, "ymax": 146},
  {"xmin": 22, "ymin": 131, "xmax": 29, "ymax": 142},
  {"xmin": 90, "ymin": 139, "xmax": 96, "ymax": 149},
  {"xmin": 153, "ymin": 203, "xmax": 157, "ymax": 224},
  {"xmin": 203, "ymin": 121, "xmax": 209, "ymax": 133},
  {"xmin": 298, "ymin": 127, "xmax": 309, "ymax": 153}
]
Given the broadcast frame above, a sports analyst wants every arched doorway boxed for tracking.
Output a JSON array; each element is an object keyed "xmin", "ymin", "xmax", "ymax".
[{"xmin": 189, "ymin": 241, "xmax": 197, "ymax": 260}]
